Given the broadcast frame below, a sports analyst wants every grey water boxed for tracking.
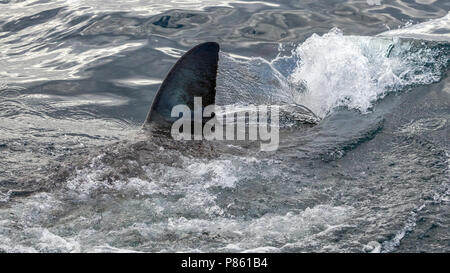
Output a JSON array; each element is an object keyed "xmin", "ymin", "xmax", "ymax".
[{"xmin": 0, "ymin": 0, "xmax": 449, "ymax": 252}]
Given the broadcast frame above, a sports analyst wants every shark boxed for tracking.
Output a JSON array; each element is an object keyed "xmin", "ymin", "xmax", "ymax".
[
  {"xmin": 45, "ymin": 42, "xmax": 320, "ymax": 192},
  {"xmin": 142, "ymin": 41, "xmax": 319, "ymax": 141}
]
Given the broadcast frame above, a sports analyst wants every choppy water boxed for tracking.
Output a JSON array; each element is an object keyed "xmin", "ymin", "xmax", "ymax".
[{"xmin": 0, "ymin": 0, "xmax": 449, "ymax": 253}]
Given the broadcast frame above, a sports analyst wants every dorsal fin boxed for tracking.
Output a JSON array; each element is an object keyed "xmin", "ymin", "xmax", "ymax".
[{"xmin": 144, "ymin": 42, "xmax": 220, "ymax": 130}]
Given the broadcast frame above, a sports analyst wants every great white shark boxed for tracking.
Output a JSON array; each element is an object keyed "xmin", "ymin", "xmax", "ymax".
[
  {"xmin": 143, "ymin": 42, "xmax": 319, "ymax": 140},
  {"xmin": 42, "ymin": 42, "xmax": 320, "ymax": 192},
  {"xmin": 0, "ymin": 40, "xmax": 326, "ymax": 207}
]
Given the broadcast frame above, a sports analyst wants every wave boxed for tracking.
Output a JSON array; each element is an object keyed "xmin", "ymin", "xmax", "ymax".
[
  {"xmin": 218, "ymin": 15, "xmax": 449, "ymax": 119},
  {"xmin": 379, "ymin": 11, "xmax": 450, "ymax": 42}
]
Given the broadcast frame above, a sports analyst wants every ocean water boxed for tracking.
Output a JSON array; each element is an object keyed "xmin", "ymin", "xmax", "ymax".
[{"xmin": 0, "ymin": 0, "xmax": 449, "ymax": 253}]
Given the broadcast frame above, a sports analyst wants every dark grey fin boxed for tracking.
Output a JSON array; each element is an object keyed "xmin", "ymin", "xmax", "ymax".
[{"xmin": 144, "ymin": 42, "xmax": 220, "ymax": 131}]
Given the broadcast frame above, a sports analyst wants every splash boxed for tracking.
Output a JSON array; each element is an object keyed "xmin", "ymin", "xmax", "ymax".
[
  {"xmin": 282, "ymin": 28, "xmax": 448, "ymax": 117},
  {"xmin": 218, "ymin": 28, "xmax": 449, "ymax": 119}
]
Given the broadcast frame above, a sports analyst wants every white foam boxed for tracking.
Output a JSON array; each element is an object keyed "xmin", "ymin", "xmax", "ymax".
[
  {"xmin": 32, "ymin": 228, "xmax": 81, "ymax": 253},
  {"xmin": 185, "ymin": 159, "xmax": 241, "ymax": 188},
  {"xmin": 137, "ymin": 205, "xmax": 354, "ymax": 252},
  {"xmin": 218, "ymin": 27, "xmax": 447, "ymax": 119},
  {"xmin": 286, "ymin": 28, "xmax": 446, "ymax": 117},
  {"xmin": 90, "ymin": 245, "xmax": 142, "ymax": 253}
]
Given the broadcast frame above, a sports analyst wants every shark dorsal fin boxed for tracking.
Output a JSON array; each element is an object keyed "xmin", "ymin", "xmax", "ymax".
[{"xmin": 144, "ymin": 42, "xmax": 219, "ymax": 130}]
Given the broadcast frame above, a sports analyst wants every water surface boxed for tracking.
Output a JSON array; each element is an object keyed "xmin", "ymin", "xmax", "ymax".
[{"xmin": 0, "ymin": 0, "xmax": 449, "ymax": 252}]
